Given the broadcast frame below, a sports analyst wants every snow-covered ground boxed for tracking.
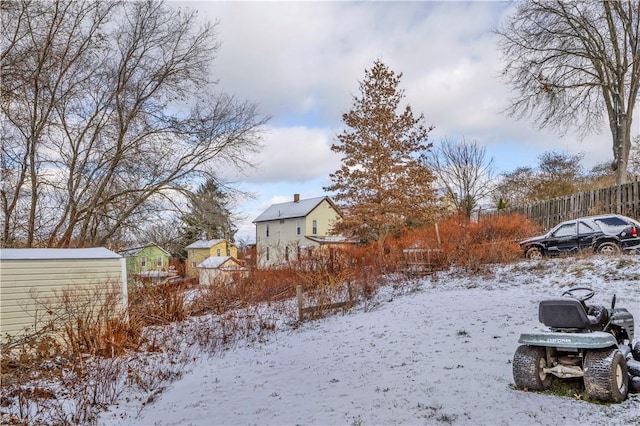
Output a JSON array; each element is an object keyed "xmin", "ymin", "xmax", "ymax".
[{"xmin": 100, "ymin": 256, "xmax": 640, "ymax": 426}]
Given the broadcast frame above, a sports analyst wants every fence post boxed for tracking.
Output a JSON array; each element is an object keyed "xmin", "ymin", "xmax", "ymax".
[{"xmin": 296, "ymin": 285, "xmax": 303, "ymax": 321}]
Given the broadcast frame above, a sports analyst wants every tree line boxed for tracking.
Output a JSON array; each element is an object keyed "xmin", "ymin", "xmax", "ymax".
[
  {"xmin": 1, "ymin": 0, "xmax": 266, "ymax": 249},
  {"xmin": 2, "ymin": 0, "xmax": 639, "ymax": 252}
]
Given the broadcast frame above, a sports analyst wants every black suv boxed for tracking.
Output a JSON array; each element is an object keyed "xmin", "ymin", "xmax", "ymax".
[{"xmin": 520, "ymin": 214, "xmax": 640, "ymax": 259}]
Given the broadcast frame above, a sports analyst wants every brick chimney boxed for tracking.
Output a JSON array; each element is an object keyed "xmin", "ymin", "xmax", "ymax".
[{"xmin": 294, "ymin": 193, "xmax": 300, "ymax": 203}]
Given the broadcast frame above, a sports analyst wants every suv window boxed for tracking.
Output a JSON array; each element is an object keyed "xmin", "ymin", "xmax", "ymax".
[
  {"xmin": 552, "ymin": 222, "xmax": 576, "ymax": 237},
  {"xmin": 594, "ymin": 216, "xmax": 630, "ymax": 234},
  {"xmin": 577, "ymin": 220, "xmax": 597, "ymax": 235}
]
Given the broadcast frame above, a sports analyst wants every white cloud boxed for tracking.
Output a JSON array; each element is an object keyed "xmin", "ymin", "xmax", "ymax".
[
  {"xmin": 224, "ymin": 125, "xmax": 341, "ymax": 184},
  {"xmin": 171, "ymin": 0, "xmax": 637, "ymax": 242}
]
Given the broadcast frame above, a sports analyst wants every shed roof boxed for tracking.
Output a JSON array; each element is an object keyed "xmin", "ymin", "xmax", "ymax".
[
  {"xmin": 0, "ymin": 247, "xmax": 121, "ymax": 260},
  {"xmin": 197, "ymin": 256, "xmax": 241, "ymax": 269},
  {"xmin": 253, "ymin": 196, "xmax": 338, "ymax": 223}
]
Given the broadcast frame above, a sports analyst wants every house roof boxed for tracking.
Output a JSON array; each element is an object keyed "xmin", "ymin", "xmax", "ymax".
[
  {"xmin": 197, "ymin": 256, "xmax": 242, "ymax": 269},
  {"xmin": 119, "ymin": 243, "xmax": 170, "ymax": 257},
  {"xmin": 185, "ymin": 239, "xmax": 235, "ymax": 249},
  {"xmin": 253, "ymin": 196, "xmax": 339, "ymax": 223},
  {"xmin": 1, "ymin": 247, "xmax": 121, "ymax": 260}
]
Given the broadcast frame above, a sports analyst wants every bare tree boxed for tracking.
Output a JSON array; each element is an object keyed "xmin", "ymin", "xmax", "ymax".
[
  {"xmin": 424, "ymin": 138, "xmax": 495, "ymax": 220},
  {"xmin": 493, "ymin": 151, "xmax": 584, "ymax": 206},
  {"xmin": 2, "ymin": 0, "xmax": 119, "ymax": 246},
  {"xmin": 324, "ymin": 60, "xmax": 437, "ymax": 245},
  {"xmin": 133, "ymin": 216, "xmax": 184, "ymax": 255},
  {"xmin": 1, "ymin": 0, "xmax": 266, "ymax": 248},
  {"xmin": 496, "ymin": 0, "xmax": 640, "ymax": 185},
  {"xmin": 533, "ymin": 151, "xmax": 584, "ymax": 200},
  {"xmin": 492, "ymin": 166, "xmax": 536, "ymax": 208}
]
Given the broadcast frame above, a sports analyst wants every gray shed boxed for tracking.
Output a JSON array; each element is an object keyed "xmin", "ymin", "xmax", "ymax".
[{"xmin": 0, "ymin": 248, "xmax": 127, "ymax": 343}]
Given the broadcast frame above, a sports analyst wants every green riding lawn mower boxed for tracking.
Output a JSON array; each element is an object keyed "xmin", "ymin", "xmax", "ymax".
[{"xmin": 513, "ymin": 287, "xmax": 640, "ymax": 402}]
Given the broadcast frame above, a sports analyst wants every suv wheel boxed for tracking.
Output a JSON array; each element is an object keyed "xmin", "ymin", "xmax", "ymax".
[
  {"xmin": 597, "ymin": 242, "xmax": 621, "ymax": 256},
  {"xmin": 513, "ymin": 345, "xmax": 552, "ymax": 391},
  {"xmin": 525, "ymin": 247, "xmax": 543, "ymax": 260},
  {"xmin": 584, "ymin": 348, "xmax": 628, "ymax": 402}
]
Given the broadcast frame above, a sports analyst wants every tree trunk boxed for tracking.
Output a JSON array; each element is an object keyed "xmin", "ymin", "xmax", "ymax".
[{"xmin": 614, "ymin": 113, "xmax": 630, "ymax": 186}]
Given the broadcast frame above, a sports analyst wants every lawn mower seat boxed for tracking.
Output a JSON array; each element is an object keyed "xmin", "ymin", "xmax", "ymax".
[{"xmin": 539, "ymin": 298, "xmax": 604, "ymax": 330}]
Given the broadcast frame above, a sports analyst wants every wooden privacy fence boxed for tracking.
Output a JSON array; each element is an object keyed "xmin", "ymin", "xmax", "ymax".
[
  {"xmin": 296, "ymin": 284, "xmax": 354, "ymax": 322},
  {"xmin": 503, "ymin": 179, "xmax": 640, "ymax": 230}
]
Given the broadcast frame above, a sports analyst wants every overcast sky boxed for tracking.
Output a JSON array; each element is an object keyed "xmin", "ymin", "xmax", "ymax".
[{"xmin": 175, "ymin": 0, "xmax": 637, "ymax": 243}]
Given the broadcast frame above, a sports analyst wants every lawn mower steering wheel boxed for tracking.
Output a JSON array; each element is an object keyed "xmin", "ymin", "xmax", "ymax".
[{"xmin": 562, "ymin": 287, "xmax": 595, "ymax": 302}]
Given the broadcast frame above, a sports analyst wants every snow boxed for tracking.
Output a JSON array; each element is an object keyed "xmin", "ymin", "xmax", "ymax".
[
  {"xmin": 185, "ymin": 239, "xmax": 226, "ymax": 250},
  {"xmin": 98, "ymin": 256, "xmax": 640, "ymax": 426},
  {"xmin": 0, "ymin": 247, "xmax": 121, "ymax": 260},
  {"xmin": 197, "ymin": 256, "xmax": 234, "ymax": 269}
]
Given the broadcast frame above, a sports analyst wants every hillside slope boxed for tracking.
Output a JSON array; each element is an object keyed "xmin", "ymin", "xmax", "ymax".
[{"xmin": 101, "ymin": 256, "xmax": 640, "ymax": 426}]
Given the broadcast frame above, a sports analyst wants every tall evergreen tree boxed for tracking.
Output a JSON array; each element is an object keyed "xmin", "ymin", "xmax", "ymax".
[
  {"xmin": 180, "ymin": 179, "xmax": 237, "ymax": 246},
  {"xmin": 324, "ymin": 60, "xmax": 437, "ymax": 244}
]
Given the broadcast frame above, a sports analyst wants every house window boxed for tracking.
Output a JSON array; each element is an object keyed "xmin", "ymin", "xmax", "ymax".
[
  {"xmin": 312, "ymin": 219, "xmax": 318, "ymax": 235},
  {"xmin": 266, "ymin": 247, "xmax": 269, "ymax": 261},
  {"xmin": 296, "ymin": 220, "xmax": 301, "ymax": 235},
  {"xmin": 191, "ymin": 261, "xmax": 196, "ymax": 268},
  {"xmin": 156, "ymin": 256, "xmax": 163, "ymax": 267},
  {"xmin": 226, "ymin": 247, "xmax": 231, "ymax": 256},
  {"xmin": 216, "ymin": 248, "xmax": 221, "ymax": 256},
  {"xmin": 266, "ymin": 224, "xmax": 270, "ymax": 237},
  {"xmin": 141, "ymin": 256, "xmax": 147, "ymax": 267}
]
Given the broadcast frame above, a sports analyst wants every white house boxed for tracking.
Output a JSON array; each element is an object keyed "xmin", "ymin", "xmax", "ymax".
[{"xmin": 252, "ymin": 194, "xmax": 346, "ymax": 268}]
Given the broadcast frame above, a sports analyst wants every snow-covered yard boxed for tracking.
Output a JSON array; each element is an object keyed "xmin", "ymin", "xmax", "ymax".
[{"xmin": 97, "ymin": 256, "xmax": 640, "ymax": 426}]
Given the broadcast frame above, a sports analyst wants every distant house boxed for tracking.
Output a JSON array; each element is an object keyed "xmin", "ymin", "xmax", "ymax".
[
  {"xmin": 184, "ymin": 239, "xmax": 238, "ymax": 278},
  {"xmin": 119, "ymin": 243, "xmax": 171, "ymax": 278},
  {"xmin": 197, "ymin": 256, "xmax": 247, "ymax": 285},
  {"xmin": 253, "ymin": 194, "xmax": 345, "ymax": 268}
]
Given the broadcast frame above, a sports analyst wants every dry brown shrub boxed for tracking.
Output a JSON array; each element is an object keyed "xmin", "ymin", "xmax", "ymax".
[
  {"xmin": 241, "ymin": 268, "xmax": 299, "ymax": 303},
  {"xmin": 441, "ymin": 213, "xmax": 540, "ymax": 270},
  {"xmin": 1, "ymin": 283, "xmax": 138, "ymax": 361},
  {"xmin": 1, "ymin": 284, "xmax": 138, "ymax": 425},
  {"xmin": 389, "ymin": 213, "xmax": 540, "ymax": 272},
  {"xmin": 187, "ymin": 245, "xmax": 388, "ymax": 322},
  {"xmin": 127, "ymin": 282, "xmax": 188, "ymax": 326}
]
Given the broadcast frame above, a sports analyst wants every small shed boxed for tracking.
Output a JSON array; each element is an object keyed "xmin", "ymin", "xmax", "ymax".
[
  {"xmin": 185, "ymin": 239, "xmax": 239, "ymax": 278},
  {"xmin": 0, "ymin": 248, "xmax": 127, "ymax": 343},
  {"xmin": 197, "ymin": 256, "xmax": 247, "ymax": 285}
]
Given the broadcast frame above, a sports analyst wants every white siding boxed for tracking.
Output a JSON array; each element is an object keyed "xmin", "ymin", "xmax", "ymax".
[
  {"xmin": 0, "ymin": 249, "xmax": 126, "ymax": 342},
  {"xmin": 255, "ymin": 199, "xmax": 342, "ymax": 268}
]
